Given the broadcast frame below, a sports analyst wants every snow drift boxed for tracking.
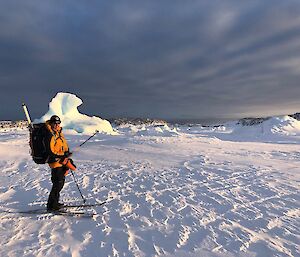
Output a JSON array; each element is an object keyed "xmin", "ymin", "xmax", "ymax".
[
  {"xmin": 173, "ymin": 115, "xmax": 300, "ymax": 143},
  {"xmin": 262, "ymin": 115, "xmax": 300, "ymax": 136},
  {"xmin": 227, "ymin": 115, "xmax": 300, "ymax": 138},
  {"xmin": 36, "ymin": 92, "xmax": 116, "ymax": 135}
]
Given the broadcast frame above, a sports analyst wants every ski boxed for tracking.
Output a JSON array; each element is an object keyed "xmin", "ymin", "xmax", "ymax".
[
  {"xmin": 62, "ymin": 201, "xmax": 107, "ymax": 209},
  {"xmin": 5, "ymin": 208, "xmax": 95, "ymax": 218},
  {"xmin": 3, "ymin": 200, "xmax": 108, "ymax": 218},
  {"xmin": 14, "ymin": 208, "xmax": 47, "ymax": 214},
  {"xmin": 49, "ymin": 209, "xmax": 95, "ymax": 218}
]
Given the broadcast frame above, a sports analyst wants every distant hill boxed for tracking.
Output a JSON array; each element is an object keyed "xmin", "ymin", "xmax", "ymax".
[
  {"xmin": 236, "ymin": 112, "xmax": 300, "ymax": 127},
  {"xmin": 2, "ymin": 112, "xmax": 300, "ymax": 131}
]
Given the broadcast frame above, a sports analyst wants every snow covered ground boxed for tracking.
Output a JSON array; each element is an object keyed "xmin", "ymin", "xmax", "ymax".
[{"xmin": 0, "ymin": 122, "xmax": 299, "ymax": 257}]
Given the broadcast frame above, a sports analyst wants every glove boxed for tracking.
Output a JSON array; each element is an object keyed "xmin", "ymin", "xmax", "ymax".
[
  {"xmin": 59, "ymin": 151, "xmax": 71, "ymax": 164},
  {"xmin": 64, "ymin": 151, "xmax": 72, "ymax": 157}
]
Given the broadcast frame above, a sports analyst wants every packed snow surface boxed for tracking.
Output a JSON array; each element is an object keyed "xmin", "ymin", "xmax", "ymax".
[
  {"xmin": 37, "ymin": 92, "xmax": 116, "ymax": 135},
  {"xmin": 0, "ymin": 120, "xmax": 299, "ymax": 257}
]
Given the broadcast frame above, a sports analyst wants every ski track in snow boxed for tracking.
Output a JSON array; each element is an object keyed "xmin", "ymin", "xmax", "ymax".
[{"xmin": 0, "ymin": 130, "xmax": 299, "ymax": 257}]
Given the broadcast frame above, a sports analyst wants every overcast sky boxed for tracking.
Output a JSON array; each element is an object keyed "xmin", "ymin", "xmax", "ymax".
[{"xmin": 1, "ymin": 0, "xmax": 300, "ymax": 123}]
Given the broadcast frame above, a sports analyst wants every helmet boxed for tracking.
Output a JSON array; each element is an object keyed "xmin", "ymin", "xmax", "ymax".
[{"xmin": 49, "ymin": 115, "xmax": 61, "ymax": 124}]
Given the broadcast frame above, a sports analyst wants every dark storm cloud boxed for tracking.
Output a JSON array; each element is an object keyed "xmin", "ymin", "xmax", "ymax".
[{"xmin": 1, "ymin": 0, "xmax": 300, "ymax": 122}]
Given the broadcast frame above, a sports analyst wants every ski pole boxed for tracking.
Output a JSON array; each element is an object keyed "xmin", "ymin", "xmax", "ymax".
[
  {"xmin": 79, "ymin": 130, "xmax": 99, "ymax": 147},
  {"xmin": 70, "ymin": 170, "xmax": 86, "ymax": 203},
  {"xmin": 72, "ymin": 130, "xmax": 99, "ymax": 153}
]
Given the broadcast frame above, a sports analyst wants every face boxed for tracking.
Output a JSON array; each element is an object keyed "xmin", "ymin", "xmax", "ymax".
[{"xmin": 51, "ymin": 122, "xmax": 61, "ymax": 132}]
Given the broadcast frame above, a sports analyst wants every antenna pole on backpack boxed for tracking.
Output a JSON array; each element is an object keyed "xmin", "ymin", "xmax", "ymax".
[{"xmin": 22, "ymin": 103, "xmax": 33, "ymax": 129}]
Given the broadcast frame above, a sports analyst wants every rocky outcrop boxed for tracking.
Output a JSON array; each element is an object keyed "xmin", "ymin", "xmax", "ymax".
[
  {"xmin": 0, "ymin": 120, "xmax": 28, "ymax": 130},
  {"xmin": 237, "ymin": 118, "xmax": 270, "ymax": 126},
  {"xmin": 289, "ymin": 113, "xmax": 300, "ymax": 121},
  {"xmin": 111, "ymin": 118, "xmax": 168, "ymax": 126}
]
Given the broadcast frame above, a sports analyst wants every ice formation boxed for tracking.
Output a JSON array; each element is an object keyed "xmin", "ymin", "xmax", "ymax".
[{"xmin": 36, "ymin": 92, "xmax": 116, "ymax": 135}]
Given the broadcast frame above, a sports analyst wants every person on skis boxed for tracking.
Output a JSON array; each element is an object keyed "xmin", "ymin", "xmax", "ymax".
[{"xmin": 46, "ymin": 115, "xmax": 76, "ymax": 211}]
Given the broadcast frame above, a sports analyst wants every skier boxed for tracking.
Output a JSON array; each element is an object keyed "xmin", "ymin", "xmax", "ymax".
[{"xmin": 46, "ymin": 115, "xmax": 76, "ymax": 211}]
